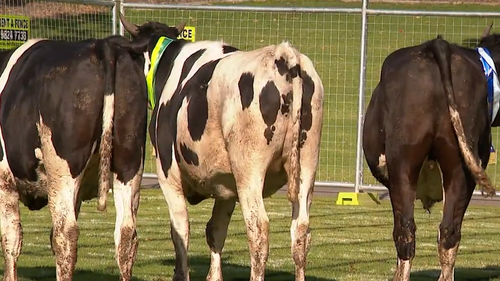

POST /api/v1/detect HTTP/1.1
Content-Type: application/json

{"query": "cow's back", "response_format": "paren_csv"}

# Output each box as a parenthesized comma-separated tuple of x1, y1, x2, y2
(0, 38, 145, 208)
(364, 39, 491, 208)
(168, 44, 296, 201)
(374, 43, 488, 144)
(1, 40, 102, 178)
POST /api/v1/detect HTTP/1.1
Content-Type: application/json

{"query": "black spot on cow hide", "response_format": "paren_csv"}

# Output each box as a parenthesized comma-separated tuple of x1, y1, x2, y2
(154, 49, 213, 177)
(238, 73, 254, 110)
(290, 64, 300, 79)
(223, 45, 239, 54)
(281, 91, 292, 115)
(149, 105, 160, 157)
(179, 49, 207, 86)
(275, 57, 288, 75)
(186, 59, 222, 141)
(300, 131, 308, 147)
(151, 40, 189, 108)
(174, 141, 181, 164)
(299, 70, 315, 148)
(275, 57, 292, 82)
(156, 103, 177, 177)
(180, 142, 199, 166)
(259, 81, 281, 145)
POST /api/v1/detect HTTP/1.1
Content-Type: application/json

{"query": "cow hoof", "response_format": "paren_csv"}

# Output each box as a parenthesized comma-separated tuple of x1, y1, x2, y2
(172, 271, 189, 281)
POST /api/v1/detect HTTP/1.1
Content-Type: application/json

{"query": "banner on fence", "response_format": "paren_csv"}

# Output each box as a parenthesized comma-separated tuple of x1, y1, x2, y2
(0, 15, 30, 50)
(178, 26, 195, 42)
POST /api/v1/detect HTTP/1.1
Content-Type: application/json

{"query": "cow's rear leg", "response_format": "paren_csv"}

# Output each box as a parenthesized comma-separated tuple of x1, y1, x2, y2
(50, 199, 83, 256)
(389, 173, 417, 281)
(0, 174, 22, 281)
(205, 198, 236, 281)
(387, 149, 428, 281)
(48, 178, 80, 281)
(233, 170, 269, 281)
(288, 122, 322, 280)
(112, 168, 142, 281)
(289, 174, 313, 281)
(157, 159, 190, 281)
(435, 145, 477, 281)
(38, 120, 81, 281)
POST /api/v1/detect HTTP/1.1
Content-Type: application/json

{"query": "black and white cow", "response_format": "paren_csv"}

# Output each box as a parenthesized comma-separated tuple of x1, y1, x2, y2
(363, 25, 499, 280)
(119, 14, 324, 281)
(0, 35, 148, 281)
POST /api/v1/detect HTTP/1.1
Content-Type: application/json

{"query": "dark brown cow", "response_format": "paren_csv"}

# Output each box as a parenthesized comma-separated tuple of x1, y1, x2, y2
(363, 25, 498, 280)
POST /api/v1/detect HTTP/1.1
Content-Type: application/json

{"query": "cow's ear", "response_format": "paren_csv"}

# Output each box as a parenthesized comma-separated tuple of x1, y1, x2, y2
(482, 22, 493, 39)
(119, 13, 140, 37)
(119, 36, 150, 54)
(175, 22, 186, 34)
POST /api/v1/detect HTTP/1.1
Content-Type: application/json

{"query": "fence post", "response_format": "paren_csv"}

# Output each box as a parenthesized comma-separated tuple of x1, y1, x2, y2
(112, 0, 118, 35)
(112, 0, 124, 35)
(119, 0, 124, 36)
(354, 0, 369, 193)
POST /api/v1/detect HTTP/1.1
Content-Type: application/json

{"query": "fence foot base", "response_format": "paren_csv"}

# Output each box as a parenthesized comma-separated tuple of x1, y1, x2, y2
(335, 192, 381, 206)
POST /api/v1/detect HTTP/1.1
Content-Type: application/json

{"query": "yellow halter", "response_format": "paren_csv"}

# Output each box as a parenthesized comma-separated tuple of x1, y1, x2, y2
(146, 36, 174, 109)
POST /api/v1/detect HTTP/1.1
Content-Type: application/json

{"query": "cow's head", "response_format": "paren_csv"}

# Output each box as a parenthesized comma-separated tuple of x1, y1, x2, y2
(119, 14, 187, 108)
(477, 23, 500, 68)
(119, 13, 185, 54)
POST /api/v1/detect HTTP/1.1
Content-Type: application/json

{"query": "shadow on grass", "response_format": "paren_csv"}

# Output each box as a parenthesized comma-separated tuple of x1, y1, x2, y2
(408, 266, 500, 281)
(0, 266, 147, 281)
(161, 256, 338, 281)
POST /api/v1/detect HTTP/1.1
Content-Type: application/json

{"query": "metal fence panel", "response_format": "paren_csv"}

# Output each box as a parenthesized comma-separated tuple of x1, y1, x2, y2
(3, 0, 500, 192)
(121, 5, 364, 183)
(362, 12, 500, 188)
(1, 0, 113, 45)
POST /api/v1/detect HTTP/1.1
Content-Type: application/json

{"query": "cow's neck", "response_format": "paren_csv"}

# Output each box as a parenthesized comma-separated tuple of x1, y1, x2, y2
(477, 46, 500, 126)
(145, 36, 175, 109)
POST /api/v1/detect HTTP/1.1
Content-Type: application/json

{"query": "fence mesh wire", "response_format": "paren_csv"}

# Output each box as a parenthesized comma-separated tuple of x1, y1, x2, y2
(1, 0, 112, 46)
(362, 15, 500, 186)
(2, 0, 500, 188)
(121, 7, 362, 181)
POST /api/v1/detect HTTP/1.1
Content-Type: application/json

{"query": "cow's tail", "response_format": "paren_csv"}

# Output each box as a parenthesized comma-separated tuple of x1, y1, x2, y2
(430, 36, 496, 196)
(97, 42, 117, 211)
(275, 42, 302, 203)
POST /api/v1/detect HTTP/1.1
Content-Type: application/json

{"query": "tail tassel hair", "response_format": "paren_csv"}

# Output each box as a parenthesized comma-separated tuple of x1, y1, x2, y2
(275, 42, 302, 203)
(97, 42, 117, 211)
(431, 35, 496, 197)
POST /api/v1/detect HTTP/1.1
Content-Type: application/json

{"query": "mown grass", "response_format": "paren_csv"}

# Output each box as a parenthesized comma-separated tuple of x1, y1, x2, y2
(14, 0, 500, 185)
(2, 188, 500, 280)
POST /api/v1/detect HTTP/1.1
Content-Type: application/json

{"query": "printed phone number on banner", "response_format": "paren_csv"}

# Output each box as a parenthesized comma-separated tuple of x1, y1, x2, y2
(0, 29, 28, 41)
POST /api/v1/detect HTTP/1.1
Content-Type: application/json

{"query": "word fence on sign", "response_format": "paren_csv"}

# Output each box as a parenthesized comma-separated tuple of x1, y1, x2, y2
(0, 15, 30, 50)
(177, 26, 195, 42)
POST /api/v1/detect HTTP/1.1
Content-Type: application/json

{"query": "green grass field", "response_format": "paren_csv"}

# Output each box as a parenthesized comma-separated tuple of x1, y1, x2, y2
(17, 0, 500, 185)
(2, 188, 500, 280)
